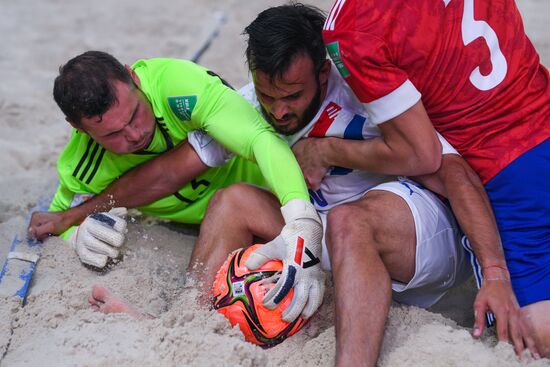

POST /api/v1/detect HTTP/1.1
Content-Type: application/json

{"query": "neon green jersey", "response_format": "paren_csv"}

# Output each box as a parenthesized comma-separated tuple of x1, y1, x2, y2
(50, 58, 308, 236)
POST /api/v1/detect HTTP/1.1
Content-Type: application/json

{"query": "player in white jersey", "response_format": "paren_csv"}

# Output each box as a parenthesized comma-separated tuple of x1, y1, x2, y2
(191, 55, 470, 298)
(189, 4, 508, 365)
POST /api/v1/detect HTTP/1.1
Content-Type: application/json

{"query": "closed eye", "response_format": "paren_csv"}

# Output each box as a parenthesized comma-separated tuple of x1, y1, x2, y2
(283, 92, 301, 101)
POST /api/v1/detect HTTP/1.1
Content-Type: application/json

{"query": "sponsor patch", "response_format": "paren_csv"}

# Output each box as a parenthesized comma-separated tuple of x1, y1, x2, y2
(326, 42, 350, 78)
(168, 95, 197, 121)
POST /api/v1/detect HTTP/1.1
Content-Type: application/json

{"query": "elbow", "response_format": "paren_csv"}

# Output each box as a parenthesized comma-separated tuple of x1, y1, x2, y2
(407, 145, 442, 175)
(422, 150, 442, 174)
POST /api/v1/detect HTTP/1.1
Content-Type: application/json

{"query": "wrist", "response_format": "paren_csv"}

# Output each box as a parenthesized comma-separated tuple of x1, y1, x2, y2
(281, 198, 320, 224)
(67, 205, 89, 226)
(318, 137, 335, 168)
(482, 264, 510, 281)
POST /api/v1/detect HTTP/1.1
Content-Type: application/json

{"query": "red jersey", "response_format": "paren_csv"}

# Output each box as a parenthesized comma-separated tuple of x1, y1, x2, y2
(323, 0, 550, 183)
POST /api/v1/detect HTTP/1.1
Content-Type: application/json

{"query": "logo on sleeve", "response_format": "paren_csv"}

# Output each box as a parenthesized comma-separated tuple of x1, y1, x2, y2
(326, 42, 350, 78)
(167, 95, 197, 121)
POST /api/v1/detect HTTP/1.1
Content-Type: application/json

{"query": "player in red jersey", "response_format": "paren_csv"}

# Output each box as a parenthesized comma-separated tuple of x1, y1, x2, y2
(321, 0, 550, 363)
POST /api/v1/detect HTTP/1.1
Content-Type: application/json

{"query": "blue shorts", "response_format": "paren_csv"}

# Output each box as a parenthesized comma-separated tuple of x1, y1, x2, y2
(485, 138, 550, 307)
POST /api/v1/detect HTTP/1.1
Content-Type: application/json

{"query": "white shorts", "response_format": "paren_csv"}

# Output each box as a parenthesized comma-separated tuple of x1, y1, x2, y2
(318, 177, 471, 308)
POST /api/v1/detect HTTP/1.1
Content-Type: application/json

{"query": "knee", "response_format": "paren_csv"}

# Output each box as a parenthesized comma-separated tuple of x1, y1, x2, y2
(326, 203, 360, 235)
(325, 203, 374, 260)
(208, 183, 254, 214)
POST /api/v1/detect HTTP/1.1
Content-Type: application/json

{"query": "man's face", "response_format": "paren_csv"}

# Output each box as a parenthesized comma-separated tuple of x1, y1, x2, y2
(253, 54, 329, 135)
(78, 80, 156, 154)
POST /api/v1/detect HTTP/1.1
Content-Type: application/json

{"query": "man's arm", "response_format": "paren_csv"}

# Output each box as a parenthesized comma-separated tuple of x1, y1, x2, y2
(293, 100, 527, 353)
(413, 155, 534, 355)
(292, 100, 442, 190)
(29, 140, 209, 239)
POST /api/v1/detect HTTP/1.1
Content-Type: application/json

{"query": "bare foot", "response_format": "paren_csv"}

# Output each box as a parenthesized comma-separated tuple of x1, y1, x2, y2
(88, 285, 151, 320)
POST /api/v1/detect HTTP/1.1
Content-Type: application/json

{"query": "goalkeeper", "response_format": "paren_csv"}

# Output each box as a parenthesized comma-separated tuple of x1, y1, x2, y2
(28, 51, 324, 322)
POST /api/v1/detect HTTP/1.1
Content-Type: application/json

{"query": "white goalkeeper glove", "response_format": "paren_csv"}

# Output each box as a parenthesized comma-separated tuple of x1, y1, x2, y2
(246, 198, 325, 322)
(67, 207, 128, 268)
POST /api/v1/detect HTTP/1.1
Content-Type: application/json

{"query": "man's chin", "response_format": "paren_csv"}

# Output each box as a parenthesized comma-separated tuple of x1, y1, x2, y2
(271, 121, 301, 136)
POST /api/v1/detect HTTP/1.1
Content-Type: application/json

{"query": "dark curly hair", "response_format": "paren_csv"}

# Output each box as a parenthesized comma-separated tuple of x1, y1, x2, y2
(243, 2, 327, 83)
(53, 51, 134, 126)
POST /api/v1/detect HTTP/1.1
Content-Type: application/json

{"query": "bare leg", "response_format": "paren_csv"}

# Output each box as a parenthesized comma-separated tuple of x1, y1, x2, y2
(88, 285, 151, 319)
(521, 300, 550, 358)
(187, 183, 285, 304)
(327, 190, 417, 367)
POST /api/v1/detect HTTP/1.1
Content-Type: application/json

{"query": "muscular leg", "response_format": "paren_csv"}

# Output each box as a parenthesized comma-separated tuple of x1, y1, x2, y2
(327, 190, 417, 367)
(187, 183, 284, 303)
(521, 301, 550, 358)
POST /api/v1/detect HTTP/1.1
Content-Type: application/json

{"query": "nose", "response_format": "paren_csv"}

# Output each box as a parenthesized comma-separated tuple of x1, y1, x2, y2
(271, 100, 290, 120)
(123, 126, 141, 142)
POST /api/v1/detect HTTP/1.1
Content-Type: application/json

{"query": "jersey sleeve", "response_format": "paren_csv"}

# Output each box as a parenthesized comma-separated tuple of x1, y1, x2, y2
(199, 87, 309, 204)
(324, 32, 421, 125)
(158, 60, 309, 204)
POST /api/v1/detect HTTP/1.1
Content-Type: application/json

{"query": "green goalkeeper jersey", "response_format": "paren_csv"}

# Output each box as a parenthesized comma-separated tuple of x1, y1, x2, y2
(50, 58, 308, 236)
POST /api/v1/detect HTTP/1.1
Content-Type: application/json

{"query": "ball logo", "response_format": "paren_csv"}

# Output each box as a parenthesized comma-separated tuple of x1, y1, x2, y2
(232, 280, 245, 297)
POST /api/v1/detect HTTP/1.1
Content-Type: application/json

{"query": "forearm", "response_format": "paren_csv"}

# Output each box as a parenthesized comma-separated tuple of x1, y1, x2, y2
(65, 141, 209, 226)
(253, 132, 309, 204)
(417, 156, 508, 274)
(316, 101, 442, 176)
(317, 137, 428, 176)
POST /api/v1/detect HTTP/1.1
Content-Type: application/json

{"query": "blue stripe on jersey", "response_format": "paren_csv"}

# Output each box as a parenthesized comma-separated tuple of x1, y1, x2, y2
(343, 114, 366, 140)
(329, 115, 367, 176)
(330, 166, 352, 175)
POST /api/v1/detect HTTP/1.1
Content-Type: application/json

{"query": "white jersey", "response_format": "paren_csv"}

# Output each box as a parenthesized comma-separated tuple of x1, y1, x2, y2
(190, 63, 458, 212)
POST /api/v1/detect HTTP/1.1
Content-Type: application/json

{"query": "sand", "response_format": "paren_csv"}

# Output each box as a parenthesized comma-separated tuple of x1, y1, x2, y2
(0, 0, 549, 366)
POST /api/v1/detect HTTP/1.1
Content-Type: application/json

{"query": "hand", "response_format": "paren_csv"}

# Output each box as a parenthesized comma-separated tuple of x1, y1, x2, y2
(68, 207, 128, 268)
(246, 199, 325, 322)
(473, 268, 539, 359)
(292, 138, 330, 191)
(29, 211, 76, 240)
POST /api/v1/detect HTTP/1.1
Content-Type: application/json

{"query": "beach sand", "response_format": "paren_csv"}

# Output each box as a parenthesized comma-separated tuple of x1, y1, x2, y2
(1, 1, 549, 366)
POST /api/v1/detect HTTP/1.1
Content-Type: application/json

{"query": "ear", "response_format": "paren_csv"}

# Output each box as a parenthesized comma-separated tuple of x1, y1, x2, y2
(125, 64, 141, 88)
(318, 59, 332, 84)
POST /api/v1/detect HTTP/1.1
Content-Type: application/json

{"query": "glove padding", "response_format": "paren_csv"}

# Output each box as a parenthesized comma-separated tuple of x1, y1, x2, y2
(246, 199, 325, 322)
(68, 207, 128, 268)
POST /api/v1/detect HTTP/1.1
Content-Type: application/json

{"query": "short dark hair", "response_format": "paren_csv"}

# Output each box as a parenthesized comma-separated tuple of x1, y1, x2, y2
(243, 2, 327, 82)
(53, 50, 134, 125)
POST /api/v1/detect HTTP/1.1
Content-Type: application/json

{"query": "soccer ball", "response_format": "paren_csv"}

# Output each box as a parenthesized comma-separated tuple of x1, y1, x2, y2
(212, 244, 307, 348)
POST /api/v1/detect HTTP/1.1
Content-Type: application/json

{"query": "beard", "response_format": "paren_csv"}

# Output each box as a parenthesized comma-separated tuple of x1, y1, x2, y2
(260, 83, 322, 136)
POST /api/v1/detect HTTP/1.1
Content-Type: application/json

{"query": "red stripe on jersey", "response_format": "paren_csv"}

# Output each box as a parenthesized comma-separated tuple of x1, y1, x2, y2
(308, 102, 342, 138)
(294, 237, 304, 265)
